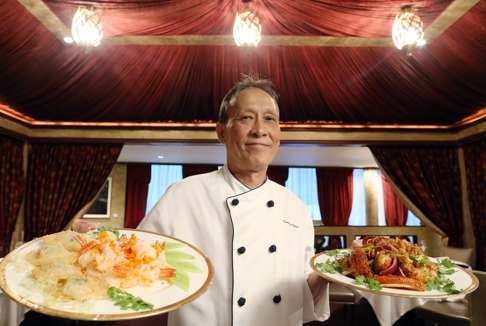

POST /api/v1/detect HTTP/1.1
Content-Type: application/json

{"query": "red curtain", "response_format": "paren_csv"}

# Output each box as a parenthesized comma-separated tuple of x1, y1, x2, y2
(381, 174, 408, 226)
(24, 143, 122, 241)
(182, 164, 218, 178)
(267, 166, 289, 186)
(316, 168, 353, 249)
(463, 140, 486, 271)
(370, 145, 464, 247)
(124, 164, 151, 229)
(0, 136, 24, 256)
(1, 1, 484, 126)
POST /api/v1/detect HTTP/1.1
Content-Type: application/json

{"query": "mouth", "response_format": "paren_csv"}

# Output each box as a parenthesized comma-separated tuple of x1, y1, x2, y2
(246, 143, 270, 147)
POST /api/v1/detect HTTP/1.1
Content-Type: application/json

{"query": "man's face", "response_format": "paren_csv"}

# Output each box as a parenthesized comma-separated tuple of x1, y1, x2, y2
(217, 87, 281, 173)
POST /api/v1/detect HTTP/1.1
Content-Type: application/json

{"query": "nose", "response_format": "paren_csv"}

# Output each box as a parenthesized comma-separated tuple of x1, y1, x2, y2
(250, 116, 267, 137)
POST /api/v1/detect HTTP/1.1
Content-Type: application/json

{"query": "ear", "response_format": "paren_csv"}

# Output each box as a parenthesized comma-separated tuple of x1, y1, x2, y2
(216, 122, 226, 144)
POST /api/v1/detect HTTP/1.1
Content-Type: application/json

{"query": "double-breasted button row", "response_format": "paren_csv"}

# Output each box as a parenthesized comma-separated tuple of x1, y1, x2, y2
(236, 296, 281, 307)
(230, 198, 275, 207)
(236, 245, 276, 255)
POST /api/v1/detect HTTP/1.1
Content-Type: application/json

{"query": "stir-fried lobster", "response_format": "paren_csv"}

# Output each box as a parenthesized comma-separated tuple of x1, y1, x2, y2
(339, 236, 438, 290)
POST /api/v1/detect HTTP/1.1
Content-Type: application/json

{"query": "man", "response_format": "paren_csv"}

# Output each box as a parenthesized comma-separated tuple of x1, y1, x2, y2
(139, 76, 329, 326)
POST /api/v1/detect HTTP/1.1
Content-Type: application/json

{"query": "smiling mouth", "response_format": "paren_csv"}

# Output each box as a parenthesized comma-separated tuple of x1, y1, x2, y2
(246, 143, 270, 147)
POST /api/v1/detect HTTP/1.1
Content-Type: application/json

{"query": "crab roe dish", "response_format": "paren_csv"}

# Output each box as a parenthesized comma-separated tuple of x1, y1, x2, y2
(25, 230, 176, 301)
(337, 236, 439, 290)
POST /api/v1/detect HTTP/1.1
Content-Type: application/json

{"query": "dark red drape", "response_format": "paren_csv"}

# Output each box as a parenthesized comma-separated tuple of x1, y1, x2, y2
(381, 174, 408, 226)
(182, 164, 219, 178)
(370, 145, 464, 247)
(0, 135, 24, 256)
(316, 168, 353, 249)
(267, 166, 289, 186)
(1, 1, 484, 126)
(124, 163, 151, 229)
(24, 143, 122, 241)
(463, 140, 486, 271)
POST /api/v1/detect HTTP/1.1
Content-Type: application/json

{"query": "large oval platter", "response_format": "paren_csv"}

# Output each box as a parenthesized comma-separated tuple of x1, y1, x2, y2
(0, 229, 213, 320)
(311, 249, 478, 299)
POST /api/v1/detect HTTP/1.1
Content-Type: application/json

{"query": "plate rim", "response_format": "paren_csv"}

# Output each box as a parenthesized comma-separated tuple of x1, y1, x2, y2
(0, 228, 214, 321)
(310, 249, 479, 299)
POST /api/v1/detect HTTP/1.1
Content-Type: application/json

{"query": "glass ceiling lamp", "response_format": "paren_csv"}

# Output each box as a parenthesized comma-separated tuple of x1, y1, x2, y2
(392, 6, 426, 55)
(70, 6, 103, 47)
(233, 0, 262, 47)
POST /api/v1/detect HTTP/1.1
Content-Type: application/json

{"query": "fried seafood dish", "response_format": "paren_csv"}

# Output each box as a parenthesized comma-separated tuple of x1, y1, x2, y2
(336, 236, 438, 291)
(25, 230, 176, 302)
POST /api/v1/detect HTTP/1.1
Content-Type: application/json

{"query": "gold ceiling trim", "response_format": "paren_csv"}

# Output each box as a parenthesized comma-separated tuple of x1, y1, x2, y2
(106, 35, 392, 47)
(17, 0, 476, 47)
(424, 0, 480, 41)
(1, 106, 484, 144)
(17, 0, 70, 40)
(1, 104, 484, 131)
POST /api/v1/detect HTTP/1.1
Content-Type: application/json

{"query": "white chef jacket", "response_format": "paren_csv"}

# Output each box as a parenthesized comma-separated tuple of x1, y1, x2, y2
(138, 165, 329, 326)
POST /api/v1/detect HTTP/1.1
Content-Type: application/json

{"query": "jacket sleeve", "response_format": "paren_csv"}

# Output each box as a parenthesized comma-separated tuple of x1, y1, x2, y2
(302, 208, 330, 322)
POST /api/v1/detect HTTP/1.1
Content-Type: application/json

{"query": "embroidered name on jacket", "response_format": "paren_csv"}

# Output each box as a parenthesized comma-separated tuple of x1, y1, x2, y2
(282, 219, 299, 228)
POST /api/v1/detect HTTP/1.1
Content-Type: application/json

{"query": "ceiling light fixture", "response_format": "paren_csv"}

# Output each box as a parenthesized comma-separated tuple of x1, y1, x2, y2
(233, 0, 261, 47)
(71, 6, 103, 47)
(392, 6, 426, 55)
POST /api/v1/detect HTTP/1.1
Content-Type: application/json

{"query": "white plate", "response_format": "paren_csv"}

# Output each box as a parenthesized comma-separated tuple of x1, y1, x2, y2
(311, 249, 478, 299)
(0, 229, 213, 320)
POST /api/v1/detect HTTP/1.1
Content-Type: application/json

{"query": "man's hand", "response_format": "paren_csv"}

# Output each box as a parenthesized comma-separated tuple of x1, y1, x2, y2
(307, 271, 328, 303)
(71, 220, 98, 233)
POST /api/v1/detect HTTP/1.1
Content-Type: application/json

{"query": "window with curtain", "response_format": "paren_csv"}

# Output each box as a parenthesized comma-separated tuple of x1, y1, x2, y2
(145, 164, 183, 214)
(345, 169, 422, 226)
(285, 167, 321, 221)
(348, 169, 366, 226)
(376, 169, 421, 226)
(144, 165, 421, 226)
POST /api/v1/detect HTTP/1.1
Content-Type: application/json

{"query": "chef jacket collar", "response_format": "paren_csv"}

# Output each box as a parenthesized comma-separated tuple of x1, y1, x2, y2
(222, 164, 269, 195)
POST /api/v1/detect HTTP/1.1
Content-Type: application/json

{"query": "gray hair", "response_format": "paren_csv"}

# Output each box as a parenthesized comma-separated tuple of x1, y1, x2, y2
(218, 75, 279, 124)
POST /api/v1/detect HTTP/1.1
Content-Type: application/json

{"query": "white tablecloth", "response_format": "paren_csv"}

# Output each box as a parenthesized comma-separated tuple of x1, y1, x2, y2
(353, 290, 427, 326)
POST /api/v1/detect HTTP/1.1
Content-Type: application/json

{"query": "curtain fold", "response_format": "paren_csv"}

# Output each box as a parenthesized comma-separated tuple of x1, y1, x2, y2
(316, 167, 353, 249)
(267, 166, 289, 186)
(24, 143, 122, 241)
(2, 1, 484, 125)
(124, 164, 151, 229)
(370, 145, 464, 247)
(463, 140, 486, 270)
(0, 136, 24, 256)
(182, 164, 218, 178)
(381, 174, 408, 226)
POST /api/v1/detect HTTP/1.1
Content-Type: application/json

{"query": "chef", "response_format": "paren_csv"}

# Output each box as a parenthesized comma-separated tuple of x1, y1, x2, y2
(138, 76, 330, 326)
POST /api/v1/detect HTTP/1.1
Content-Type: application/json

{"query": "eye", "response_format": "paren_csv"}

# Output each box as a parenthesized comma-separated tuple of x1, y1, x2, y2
(239, 115, 254, 121)
(264, 115, 277, 122)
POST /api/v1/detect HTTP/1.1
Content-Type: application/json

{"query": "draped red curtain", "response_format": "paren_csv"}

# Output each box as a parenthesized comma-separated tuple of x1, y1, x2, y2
(182, 164, 219, 178)
(124, 164, 151, 229)
(24, 143, 122, 241)
(381, 174, 408, 226)
(370, 145, 464, 247)
(463, 140, 486, 271)
(2, 1, 484, 126)
(0, 136, 24, 256)
(316, 168, 353, 249)
(267, 166, 289, 186)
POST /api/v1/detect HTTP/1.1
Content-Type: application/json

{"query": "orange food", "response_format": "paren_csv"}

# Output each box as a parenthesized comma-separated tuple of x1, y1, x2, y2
(374, 275, 425, 291)
(350, 247, 373, 277)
